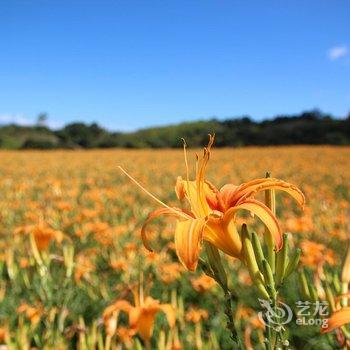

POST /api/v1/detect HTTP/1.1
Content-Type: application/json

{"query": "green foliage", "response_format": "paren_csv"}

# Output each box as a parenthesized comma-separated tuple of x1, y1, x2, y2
(0, 110, 349, 149)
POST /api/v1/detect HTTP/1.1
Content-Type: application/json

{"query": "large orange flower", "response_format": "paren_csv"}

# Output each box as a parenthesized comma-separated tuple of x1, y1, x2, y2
(120, 135, 304, 271)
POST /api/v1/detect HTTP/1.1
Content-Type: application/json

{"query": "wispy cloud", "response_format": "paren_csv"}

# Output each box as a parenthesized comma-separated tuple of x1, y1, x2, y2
(0, 114, 66, 129)
(0, 114, 33, 126)
(328, 45, 349, 60)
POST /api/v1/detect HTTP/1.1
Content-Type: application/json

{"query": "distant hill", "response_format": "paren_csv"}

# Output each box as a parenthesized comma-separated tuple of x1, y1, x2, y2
(0, 110, 349, 149)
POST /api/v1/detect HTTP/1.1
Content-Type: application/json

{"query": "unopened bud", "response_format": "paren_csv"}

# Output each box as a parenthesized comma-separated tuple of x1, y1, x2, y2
(262, 259, 276, 298)
(284, 248, 301, 279)
(251, 231, 265, 272)
(276, 233, 289, 287)
(204, 242, 228, 291)
(324, 282, 335, 312)
(242, 224, 269, 299)
(299, 269, 311, 300)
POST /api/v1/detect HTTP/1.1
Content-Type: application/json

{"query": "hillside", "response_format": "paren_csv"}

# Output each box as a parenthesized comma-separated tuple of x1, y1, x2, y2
(0, 110, 349, 149)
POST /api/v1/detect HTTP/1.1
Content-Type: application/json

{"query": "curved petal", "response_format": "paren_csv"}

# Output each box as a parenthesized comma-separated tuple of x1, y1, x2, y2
(136, 309, 157, 341)
(129, 307, 141, 330)
(222, 178, 305, 209)
(113, 300, 133, 313)
(321, 307, 350, 334)
(203, 215, 242, 259)
(103, 300, 133, 323)
(224, 199, 282, 251)
(175, 176, 186, 200)
(220, 184, 239, 208)
(141, 208, 191, 252)
(159, 304, 176, 328)
(205, 180, 225, 211)
(175, 218, 206, 271)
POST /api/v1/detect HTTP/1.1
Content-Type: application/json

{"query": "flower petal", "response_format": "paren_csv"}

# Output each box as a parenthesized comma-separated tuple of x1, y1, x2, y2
(224, 199, 282, 251)
(203, 215, 242, 259)
(159, 304, 176, 328)
(136, 308, 157, 341)
(174, 218, 206, 271)
(204, 180, 225, 211)
(141, 208, 191, 252)
(321, 307, 350, 334)
(222, 178, 305, 209)
(175, 176, 186, 200)
(176, 177, 223, 213)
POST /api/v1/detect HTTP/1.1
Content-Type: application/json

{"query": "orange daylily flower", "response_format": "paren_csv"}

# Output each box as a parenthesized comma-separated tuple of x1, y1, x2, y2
(300, 240, 336, 269)
(0, 327, 8, 343)
(17, 303, 42, 325)
(103, 288, 175, 342)
(158, 262, 185, 284)
(74, 253, 95, 282)
(321, 307, 350, 334)
(119, 135, 305, 271)
(32, 224, 64, 251)
(185, 308, 208, 323)
(191, 274, 216, 292)
(15, 223, 64, 251)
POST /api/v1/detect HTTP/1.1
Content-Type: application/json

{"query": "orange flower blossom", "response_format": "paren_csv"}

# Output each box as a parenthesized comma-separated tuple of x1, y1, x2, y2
(103, 286, 175, 342)
(119, 135, 305, 271)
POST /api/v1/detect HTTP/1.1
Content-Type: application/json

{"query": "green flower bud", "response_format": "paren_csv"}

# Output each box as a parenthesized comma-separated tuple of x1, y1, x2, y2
(242, 224, 269, 299)
(276, 233, 288, 287)
(299, 269, 311, 300)
(251, 231, 265, 272)
(284, 248, 301, 279)
(262, 259, 277, 299)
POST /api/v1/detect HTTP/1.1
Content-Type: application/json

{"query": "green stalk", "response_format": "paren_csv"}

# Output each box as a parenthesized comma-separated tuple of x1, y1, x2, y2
(264, 172, 276, 274)
(203, 242, 243, 349)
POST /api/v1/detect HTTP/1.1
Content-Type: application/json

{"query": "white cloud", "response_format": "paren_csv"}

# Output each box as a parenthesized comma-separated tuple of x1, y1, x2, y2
(0, 114, 66, 130)
(328, 45, 349, 60)
(0, 114, 33, 126)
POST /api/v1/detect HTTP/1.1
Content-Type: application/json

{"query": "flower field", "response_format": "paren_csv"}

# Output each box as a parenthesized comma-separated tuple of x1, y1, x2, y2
(0, 145, 349, 349)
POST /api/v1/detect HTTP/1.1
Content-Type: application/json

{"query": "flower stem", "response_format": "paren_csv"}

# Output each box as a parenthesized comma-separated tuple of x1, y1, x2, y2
(223, 289, 243, 350)
(201, 243, 243, 349)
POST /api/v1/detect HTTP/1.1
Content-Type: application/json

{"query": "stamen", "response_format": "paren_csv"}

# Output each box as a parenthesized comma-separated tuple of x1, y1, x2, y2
(181, 138, 190, 184)
(118, 166, 190, 220)
(139, 273, 144, 306)
(195, 135, 215, 216)
(132, 285, 140, 308)
(181, 138, 196, 213)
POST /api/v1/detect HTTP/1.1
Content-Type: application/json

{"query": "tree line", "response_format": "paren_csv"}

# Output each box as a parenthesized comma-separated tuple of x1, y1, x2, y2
(0, 110, 349, 149)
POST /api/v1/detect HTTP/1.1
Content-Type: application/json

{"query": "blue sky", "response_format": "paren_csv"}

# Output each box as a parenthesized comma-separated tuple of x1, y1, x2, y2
(0, 1, 349, 131)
